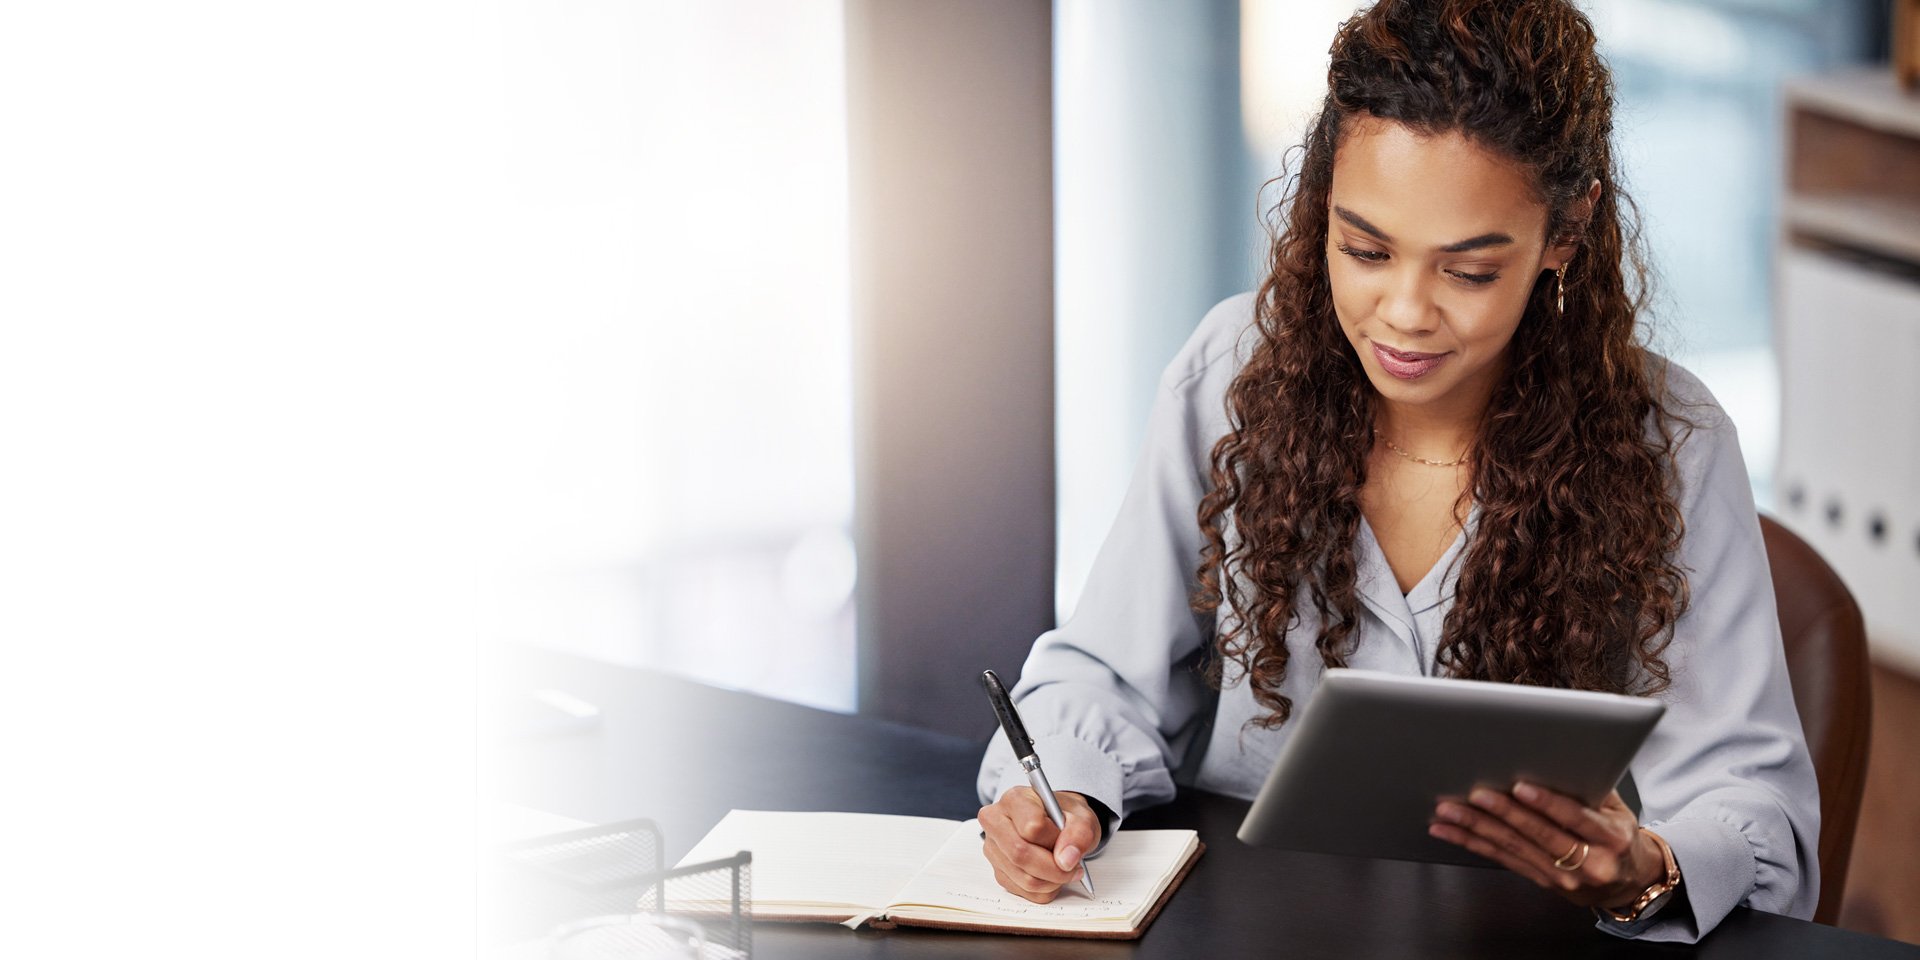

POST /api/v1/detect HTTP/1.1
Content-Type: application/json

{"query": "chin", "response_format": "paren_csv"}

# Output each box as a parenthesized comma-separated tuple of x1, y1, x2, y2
(1361, 363, 1451, 400)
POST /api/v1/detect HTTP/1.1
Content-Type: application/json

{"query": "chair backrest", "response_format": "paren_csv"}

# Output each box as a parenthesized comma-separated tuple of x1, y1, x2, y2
(1757, 514, 1873, 926)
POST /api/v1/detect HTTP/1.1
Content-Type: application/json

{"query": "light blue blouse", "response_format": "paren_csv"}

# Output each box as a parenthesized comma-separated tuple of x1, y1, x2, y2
(976, 292, 1821, 943)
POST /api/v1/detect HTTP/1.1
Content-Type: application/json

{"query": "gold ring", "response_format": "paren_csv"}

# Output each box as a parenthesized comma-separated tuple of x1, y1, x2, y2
(1553, 840, 1589, 871)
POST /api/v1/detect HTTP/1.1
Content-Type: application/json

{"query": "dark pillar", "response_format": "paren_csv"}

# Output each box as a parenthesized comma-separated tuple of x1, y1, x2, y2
(845, 0, 1055, 738)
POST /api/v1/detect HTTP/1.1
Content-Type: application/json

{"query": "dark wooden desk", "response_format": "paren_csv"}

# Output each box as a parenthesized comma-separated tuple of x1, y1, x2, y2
(492, 647, 1918, 959)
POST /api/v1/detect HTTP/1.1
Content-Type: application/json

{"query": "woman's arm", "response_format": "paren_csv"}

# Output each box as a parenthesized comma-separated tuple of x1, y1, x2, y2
(1594, 371, 1822, 942)
(975, 294, 1251, 840)
(1425, 369, 1820, 940)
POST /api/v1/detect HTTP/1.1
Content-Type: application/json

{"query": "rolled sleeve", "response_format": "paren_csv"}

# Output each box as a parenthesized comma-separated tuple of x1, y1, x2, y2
(1596, 818, 1752, 940)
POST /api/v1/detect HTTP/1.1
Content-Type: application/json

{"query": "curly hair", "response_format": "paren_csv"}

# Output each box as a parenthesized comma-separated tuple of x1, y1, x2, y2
(1192, 0, 1691, 728)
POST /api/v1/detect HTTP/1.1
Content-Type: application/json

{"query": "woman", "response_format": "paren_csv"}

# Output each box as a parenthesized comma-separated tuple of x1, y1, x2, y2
(975, 0, 1819, 943)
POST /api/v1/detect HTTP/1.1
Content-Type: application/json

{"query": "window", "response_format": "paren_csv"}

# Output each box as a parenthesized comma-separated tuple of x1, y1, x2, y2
(490, 0, 856, 712)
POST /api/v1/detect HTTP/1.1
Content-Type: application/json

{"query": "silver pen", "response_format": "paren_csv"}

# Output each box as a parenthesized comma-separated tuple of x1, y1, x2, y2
(981, 669, 1096, 897)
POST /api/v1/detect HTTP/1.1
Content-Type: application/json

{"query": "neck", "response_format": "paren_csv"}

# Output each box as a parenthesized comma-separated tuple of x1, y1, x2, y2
(1375, 402, 1476, 459)
(1374, 369, 1501, 463)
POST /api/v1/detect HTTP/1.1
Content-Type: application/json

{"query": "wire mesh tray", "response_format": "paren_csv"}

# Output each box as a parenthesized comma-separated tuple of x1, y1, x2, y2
(501, 818, 751, 958)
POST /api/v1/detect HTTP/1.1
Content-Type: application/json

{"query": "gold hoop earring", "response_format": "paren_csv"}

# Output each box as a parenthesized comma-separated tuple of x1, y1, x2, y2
(1555, 267, 1566, 314)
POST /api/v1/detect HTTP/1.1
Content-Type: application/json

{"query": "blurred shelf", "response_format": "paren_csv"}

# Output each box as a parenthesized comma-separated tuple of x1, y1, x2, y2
(1784, 67, 1920, 141)
(1784, 66, 1920, 275)
(1776, 66, 1920, 672)
(1783, 193, 1920, 266)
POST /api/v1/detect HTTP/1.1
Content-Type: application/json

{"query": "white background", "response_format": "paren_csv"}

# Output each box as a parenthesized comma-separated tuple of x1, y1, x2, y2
(4, 3, 496, 954)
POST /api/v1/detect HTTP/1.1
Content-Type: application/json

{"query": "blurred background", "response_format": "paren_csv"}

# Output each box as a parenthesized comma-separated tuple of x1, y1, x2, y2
(488, 0, 1887, 712)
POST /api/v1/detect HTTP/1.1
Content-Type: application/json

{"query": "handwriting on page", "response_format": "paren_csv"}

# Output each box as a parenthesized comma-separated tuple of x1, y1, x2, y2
(934, 889, 1131, 915)
(887, 820, 1187, 922)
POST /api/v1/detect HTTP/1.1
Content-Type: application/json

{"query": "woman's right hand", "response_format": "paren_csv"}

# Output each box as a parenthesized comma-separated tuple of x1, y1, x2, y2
(978, 786, 1102, 903)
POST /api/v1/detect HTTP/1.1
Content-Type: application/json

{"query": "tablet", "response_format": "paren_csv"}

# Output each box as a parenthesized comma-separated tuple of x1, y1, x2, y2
(1236, 668, 1664, 867)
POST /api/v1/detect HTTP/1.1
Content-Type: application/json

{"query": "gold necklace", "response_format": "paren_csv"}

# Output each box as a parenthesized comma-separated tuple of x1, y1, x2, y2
(1374, 429, 1469, 468)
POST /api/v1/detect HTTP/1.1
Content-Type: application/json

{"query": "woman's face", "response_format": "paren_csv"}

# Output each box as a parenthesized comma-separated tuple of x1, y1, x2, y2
(1325, 116, 1572, 421)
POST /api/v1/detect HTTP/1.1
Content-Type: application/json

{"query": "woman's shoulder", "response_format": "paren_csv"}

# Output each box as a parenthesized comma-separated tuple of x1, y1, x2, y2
(1643, 352, 1739, 450)
(1160, 290, 1262, 398)
(1642, 352, 1750, 507)
(1645, 353, 1733, 433)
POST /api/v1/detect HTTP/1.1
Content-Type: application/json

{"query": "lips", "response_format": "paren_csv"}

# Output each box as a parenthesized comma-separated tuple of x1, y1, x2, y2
(1370, 341, 1448, 380)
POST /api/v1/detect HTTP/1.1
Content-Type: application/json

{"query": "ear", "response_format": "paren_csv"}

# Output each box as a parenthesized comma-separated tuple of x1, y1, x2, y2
(1542, 178, 1602, 272)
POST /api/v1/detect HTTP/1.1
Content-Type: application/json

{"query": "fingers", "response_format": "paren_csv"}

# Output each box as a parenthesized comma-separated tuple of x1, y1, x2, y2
(978, 787, 1088, 902)
(983, 842, 1060, 902)
(1430, 784, 1646, 905)
(1433, 794, 1577, 891)
(1512, 782, 1636, 850)
(1471, 789, 1590, 869)
(1428, 819, 1564, 891)
(1051, 791, 1101, 872)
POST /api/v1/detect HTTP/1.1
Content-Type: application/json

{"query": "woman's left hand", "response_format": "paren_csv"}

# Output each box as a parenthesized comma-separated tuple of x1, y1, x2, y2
(1428, 782, 1662, 912)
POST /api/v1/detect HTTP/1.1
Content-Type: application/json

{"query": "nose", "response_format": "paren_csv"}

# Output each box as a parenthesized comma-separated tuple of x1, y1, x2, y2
(1375, 267, 1439, 337)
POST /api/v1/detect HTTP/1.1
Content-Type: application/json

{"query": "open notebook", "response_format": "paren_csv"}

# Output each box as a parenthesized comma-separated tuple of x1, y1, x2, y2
(666, 809, 1203, 940)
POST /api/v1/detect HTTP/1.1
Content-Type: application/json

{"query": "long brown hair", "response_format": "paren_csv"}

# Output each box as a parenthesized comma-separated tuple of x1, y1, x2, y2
(1193, 0, 1690, 728)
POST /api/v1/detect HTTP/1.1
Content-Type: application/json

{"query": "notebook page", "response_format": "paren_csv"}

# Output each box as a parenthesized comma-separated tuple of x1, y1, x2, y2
(670, 810, 962, 914)
(885, 820, 1198, 930)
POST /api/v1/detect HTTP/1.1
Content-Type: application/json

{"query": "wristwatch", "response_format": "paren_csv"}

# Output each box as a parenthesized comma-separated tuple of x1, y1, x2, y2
(1602, 828, 1681, 924)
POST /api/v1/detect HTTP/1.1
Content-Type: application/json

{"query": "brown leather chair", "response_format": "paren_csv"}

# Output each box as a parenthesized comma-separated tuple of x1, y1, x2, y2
(1758, 514, 1872, 926)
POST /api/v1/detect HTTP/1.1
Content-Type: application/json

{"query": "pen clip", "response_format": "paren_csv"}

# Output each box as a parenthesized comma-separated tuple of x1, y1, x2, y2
(981, 669, 1035, 762)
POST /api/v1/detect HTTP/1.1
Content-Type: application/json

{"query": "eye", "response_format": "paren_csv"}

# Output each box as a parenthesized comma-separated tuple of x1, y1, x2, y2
(1338, 241, 1500, 286)
(1336, 243, 1387, 264)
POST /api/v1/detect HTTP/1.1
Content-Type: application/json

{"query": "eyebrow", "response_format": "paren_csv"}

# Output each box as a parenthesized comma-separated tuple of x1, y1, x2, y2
(1332, 205, 1515, 253)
